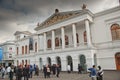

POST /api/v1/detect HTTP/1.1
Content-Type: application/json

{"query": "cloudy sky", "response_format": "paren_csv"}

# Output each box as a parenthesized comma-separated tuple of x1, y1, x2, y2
(0, 0, 119, 43)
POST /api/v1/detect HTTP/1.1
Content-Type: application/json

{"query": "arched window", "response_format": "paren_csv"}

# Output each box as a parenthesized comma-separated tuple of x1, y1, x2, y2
(76, 33, 79, 43)
(55, 37, 59, 47)
(35, 42, 37, 52)
(17, 47, 19, 55)
(22, 46, 24, 55)
(25, 45, 27, 54)
(111, 24, 120, 40)
(65, 35, 69, 45)
(47, 39, 51, 48)
(60, 38, 62, 46)
(84, 31, 87, 43)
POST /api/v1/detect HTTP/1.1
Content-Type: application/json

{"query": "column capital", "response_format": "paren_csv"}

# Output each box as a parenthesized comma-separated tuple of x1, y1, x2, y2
(61, 26, 65, 28)
(71, 23, 77, 26)
(84, 19, 89, 22)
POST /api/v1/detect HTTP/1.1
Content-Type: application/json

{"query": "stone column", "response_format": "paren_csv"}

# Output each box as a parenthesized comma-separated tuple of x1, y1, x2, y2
(52, 30, 55, 50)
(72, 23, 77, 47)
(61, 27, 65, 49)
(85, 19, 92, 46)
(43, 32, 47, 51)
(37, 34, 40, 52)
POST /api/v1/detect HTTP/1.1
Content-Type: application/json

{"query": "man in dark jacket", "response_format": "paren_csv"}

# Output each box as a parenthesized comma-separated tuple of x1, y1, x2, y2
(56, 64, 60, 78)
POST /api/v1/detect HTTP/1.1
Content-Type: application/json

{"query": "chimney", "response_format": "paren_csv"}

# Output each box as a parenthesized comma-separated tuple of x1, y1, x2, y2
(55, 9, 59, 13)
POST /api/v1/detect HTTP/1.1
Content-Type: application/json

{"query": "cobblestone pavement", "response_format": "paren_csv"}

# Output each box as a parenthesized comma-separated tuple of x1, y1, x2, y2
(1, 71, 120, 80)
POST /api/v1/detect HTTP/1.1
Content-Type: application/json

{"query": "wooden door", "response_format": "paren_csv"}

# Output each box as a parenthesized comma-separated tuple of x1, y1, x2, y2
(115, 53, 120, 70)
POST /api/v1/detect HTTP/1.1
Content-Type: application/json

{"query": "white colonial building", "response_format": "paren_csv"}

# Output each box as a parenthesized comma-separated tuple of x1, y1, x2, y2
(0, 41, 16, 66)
(14, 5, 120, 71)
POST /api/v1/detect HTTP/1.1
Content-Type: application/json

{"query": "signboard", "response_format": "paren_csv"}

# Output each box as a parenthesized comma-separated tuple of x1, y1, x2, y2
(0, 48, 3, 61)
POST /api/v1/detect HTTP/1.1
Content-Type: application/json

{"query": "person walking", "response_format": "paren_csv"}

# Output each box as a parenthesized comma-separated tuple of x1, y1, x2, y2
(43, 65, 47, 78)
(23, 65, 29, 80)
(56, 64, 60, 78)
(97, 66, 103, 80)
(9, 65, 14, 80)
(46, 65, 51, 78)
(88, 65, 97, 80)
(67, 65, 71, 73)
(1, 66, 6, 79)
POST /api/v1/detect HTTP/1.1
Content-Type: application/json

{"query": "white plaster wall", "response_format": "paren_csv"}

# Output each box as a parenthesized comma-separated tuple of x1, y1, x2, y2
(97, 48, 120, 70)
(91, 9, 120, 43)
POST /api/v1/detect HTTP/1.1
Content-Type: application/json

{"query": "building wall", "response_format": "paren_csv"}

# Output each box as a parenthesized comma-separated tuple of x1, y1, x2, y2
(91, 7, 120, 43)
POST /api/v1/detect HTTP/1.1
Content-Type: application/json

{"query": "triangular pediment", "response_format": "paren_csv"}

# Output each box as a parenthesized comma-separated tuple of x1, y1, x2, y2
(35, 9, 90, 30)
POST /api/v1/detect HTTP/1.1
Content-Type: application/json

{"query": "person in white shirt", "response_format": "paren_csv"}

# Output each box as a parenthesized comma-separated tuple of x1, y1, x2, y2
(67, 65, 71, 73)
(7, 66, 11, 78)
(1, 66, 6, 79)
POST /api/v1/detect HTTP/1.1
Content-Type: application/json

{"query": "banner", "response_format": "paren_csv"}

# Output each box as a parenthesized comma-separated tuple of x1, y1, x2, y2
(0, 48, 3, 61)
(29, 37, 33, 50)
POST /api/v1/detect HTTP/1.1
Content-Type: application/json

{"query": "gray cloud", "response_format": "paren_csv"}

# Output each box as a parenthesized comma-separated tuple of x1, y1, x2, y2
(0, 0, 119, 43)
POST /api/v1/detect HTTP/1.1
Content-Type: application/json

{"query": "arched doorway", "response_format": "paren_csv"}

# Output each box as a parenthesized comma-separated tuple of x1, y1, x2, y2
(39, 58, 43, 70)
(67, 56, 73, 71)
(115, 52, 120, 70)
(56, 56, 61, 70)
(79, 55, 87, 72)
(47, 57, 51, 66)
(25, 60, 27, 65)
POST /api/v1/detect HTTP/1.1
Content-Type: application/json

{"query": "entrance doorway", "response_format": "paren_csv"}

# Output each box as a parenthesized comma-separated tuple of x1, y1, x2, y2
(67, 56, 73, 71)
(115, 52, 120, 70)
(79, 55, 87, 72)
(47, 57, 51, 66)
(56, 56, 61, 70)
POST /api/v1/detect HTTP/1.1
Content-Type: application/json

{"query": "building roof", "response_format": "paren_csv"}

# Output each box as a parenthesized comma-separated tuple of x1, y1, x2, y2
(35, 9, 93, 31)
(14, 31, 32, 35)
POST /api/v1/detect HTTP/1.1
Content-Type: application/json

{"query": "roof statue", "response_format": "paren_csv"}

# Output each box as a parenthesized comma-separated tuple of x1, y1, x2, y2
(55, 9, 59, 13)
(82, 4, 87, 10)
(37, 22, 40, 27)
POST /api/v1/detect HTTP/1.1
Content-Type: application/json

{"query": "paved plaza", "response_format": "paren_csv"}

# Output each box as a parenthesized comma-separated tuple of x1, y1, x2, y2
(1, 71, 120, 80)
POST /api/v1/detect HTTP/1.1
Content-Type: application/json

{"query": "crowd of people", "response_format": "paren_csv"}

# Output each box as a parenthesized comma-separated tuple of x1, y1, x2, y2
(0, 64, 103, 80)
(0, 64, 61, 80)
(0, 64, 39, 80)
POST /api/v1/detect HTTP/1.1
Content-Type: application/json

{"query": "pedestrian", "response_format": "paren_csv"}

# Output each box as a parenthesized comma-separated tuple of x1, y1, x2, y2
(1, 66, 6, 79)
(43, 65, 47, 78)
(35, 65, 39, 76)
(97, 66, 103, 80)
(78, 64, 82, 74)
(67, 65, 71, 73)
(7, 66, 11, 78)
(9, 65, 14, 80)
(23, 65, 29, 80)
(46, 65, 51, 78)
(88, 65, 97, 80)
(52, 64, 56, 75)
(29, 65, 33, 78)
(16, 65, 23, 80)
(56, 64, 60, 78)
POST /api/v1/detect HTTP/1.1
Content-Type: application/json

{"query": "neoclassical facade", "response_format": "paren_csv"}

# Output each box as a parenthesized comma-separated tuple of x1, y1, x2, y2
(14, 6, 120, 71)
